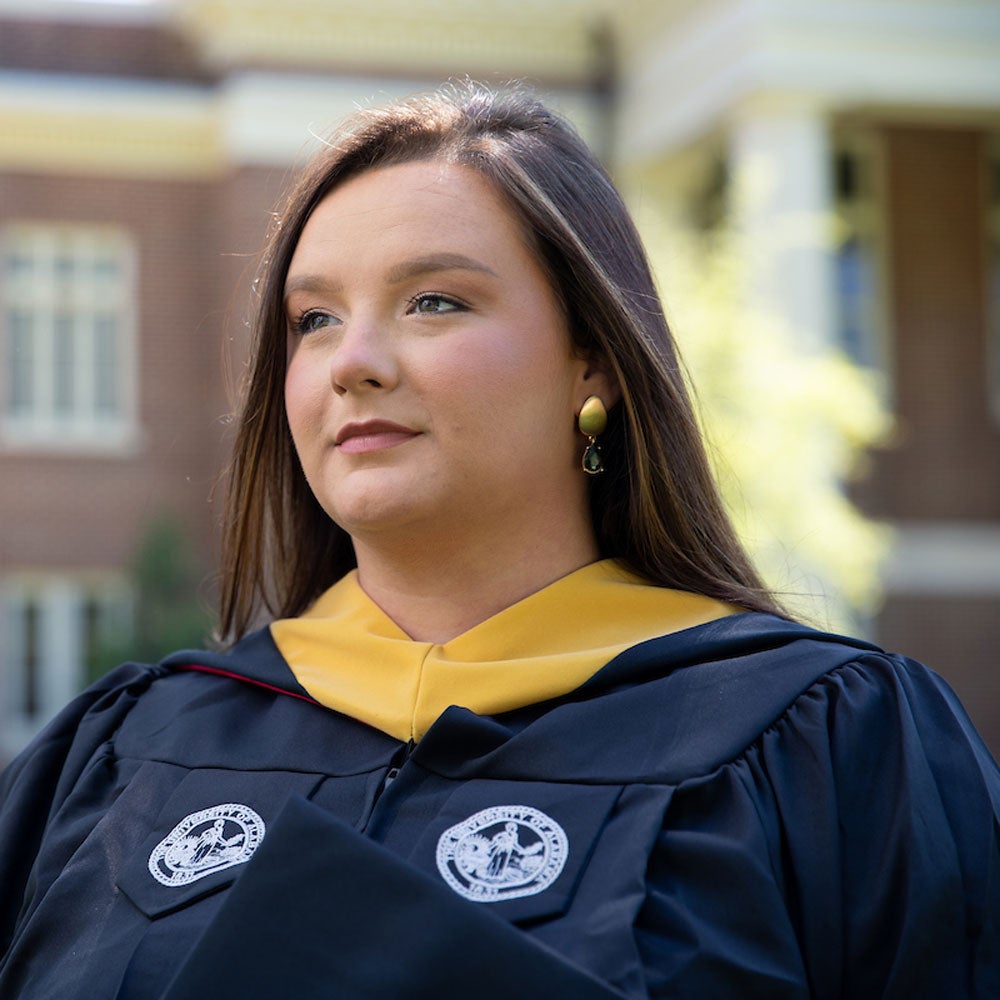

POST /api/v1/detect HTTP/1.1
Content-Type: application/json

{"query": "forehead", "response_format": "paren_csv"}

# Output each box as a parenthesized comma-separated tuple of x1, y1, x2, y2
(287, 160, 534, 272)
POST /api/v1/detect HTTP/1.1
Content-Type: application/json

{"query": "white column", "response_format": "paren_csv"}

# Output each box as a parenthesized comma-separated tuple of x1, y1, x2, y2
(42, 579, 83, 715)
(0, 586, 18, 760)
(727, 102, 836, 351)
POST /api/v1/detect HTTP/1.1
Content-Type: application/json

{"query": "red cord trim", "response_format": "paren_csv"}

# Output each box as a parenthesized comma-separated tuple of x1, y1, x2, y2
(174, 662, 320, 705)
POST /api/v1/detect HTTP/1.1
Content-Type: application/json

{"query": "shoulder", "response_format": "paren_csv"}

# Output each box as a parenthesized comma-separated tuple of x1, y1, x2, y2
(2, 660, 166, 787)
(757, 645, 1000, 836)
(562, 612, 997, 790)
(1, 626, 291, 798)
(633, 619, 1000, 996)
(734, 623, 999, 797)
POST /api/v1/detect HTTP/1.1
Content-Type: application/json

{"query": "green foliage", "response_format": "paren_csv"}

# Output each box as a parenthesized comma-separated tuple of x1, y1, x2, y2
(639, 225, 891, 631)
(86, 517, 214, 683)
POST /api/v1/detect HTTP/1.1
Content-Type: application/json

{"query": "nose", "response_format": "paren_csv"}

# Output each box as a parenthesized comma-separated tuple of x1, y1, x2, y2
(327, 319, 398, 395)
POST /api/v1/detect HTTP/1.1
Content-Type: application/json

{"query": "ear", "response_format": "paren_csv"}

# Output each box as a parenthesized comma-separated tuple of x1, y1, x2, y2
(577, 354, 622, 410)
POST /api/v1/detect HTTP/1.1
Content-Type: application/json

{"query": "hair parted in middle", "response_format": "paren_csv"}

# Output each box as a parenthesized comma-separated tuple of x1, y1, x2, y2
(219, 81, 782, 641)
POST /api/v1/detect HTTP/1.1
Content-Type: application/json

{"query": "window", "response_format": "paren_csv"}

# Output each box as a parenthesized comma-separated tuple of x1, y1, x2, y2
(1, 224, 137, 449)
(0, 574, 132, 761)
(989, 136, 1000, 421)
(832, 130, 889, 378)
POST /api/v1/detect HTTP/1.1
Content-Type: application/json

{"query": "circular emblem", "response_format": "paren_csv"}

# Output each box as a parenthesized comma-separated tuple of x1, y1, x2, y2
(148, 803, 265, 887)
(435, 804, 568, 903)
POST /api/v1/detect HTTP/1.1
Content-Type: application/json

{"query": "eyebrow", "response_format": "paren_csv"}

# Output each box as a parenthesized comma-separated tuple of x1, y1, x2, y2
(385, 253, 498, 284)
(283, 252, 498, 301)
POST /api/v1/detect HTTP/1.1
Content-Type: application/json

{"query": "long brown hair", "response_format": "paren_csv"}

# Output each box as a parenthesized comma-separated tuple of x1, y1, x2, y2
(219, 82, 783, 641)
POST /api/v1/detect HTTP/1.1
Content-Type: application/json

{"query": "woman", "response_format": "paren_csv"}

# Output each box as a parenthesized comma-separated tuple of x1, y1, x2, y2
(1, 84, 997, 999)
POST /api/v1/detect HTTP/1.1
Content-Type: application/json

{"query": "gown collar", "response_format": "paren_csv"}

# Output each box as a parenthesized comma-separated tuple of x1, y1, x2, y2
(269, 559, 735, 742)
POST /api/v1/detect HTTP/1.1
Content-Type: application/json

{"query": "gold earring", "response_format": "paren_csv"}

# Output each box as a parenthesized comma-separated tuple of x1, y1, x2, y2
(578, 395, 607, 475)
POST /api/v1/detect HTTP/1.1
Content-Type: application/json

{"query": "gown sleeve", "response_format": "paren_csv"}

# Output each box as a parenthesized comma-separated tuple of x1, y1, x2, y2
(636, 651, 1000, 999)
(0, 662, 159, 959)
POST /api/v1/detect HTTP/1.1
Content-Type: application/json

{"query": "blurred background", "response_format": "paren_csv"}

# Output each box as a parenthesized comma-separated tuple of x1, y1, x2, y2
(1, 0, 998, 761)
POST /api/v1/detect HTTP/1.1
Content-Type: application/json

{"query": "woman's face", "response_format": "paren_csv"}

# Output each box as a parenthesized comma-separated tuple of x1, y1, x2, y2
(283, 159, 611, 554)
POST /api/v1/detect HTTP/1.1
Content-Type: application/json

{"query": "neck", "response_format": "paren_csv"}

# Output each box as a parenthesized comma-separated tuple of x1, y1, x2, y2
(351, 527, 601, 644)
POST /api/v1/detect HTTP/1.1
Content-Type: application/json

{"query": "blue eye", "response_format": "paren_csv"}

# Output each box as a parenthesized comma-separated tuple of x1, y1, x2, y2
(292, 310, 338, 335)
(408, 294, 463, 314)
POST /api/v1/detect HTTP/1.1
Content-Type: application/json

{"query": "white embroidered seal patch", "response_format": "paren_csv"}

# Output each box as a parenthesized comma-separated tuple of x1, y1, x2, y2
(435, 804, 568, 902)
(148, 803, 265, 887)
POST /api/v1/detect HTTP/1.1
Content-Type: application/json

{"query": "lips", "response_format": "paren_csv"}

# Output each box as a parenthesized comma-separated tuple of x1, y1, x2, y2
(334, 420, 420, 455)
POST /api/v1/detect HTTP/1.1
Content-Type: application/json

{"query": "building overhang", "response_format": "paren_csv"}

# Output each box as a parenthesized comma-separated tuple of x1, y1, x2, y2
(614, 0, 1000, 165)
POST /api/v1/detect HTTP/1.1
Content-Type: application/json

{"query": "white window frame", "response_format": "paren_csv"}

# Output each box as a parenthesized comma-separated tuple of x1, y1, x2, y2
(0, 223, 139, 453)
(0, 573, 132, 761)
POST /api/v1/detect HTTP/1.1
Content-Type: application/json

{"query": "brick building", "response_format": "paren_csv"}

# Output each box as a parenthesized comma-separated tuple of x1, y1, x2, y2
(1, 0, 998, 759)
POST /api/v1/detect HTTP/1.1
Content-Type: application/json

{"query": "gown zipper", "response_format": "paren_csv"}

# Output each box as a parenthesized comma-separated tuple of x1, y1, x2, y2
(378, 739, 416, 799)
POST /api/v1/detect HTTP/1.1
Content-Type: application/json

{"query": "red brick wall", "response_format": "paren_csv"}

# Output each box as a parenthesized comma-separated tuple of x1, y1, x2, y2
(0, 161, 294, 591)
(207, 165, 300, 562)
(877, 594, 1000, 758)
(0, 17, 211, 82)
(853, 125, 1000, 760)
(863, 126, 1000, 519)
(1, 171, 222, 573)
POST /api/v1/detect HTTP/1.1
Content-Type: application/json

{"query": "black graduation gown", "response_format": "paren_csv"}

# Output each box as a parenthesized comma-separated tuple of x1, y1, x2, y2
(0, 613, 997, 998)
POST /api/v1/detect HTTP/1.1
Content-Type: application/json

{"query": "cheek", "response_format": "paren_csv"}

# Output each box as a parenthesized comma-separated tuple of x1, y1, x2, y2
(419, 348, 517, 433)
(284, 358, 325, 443)
(427, 342, 575, 450)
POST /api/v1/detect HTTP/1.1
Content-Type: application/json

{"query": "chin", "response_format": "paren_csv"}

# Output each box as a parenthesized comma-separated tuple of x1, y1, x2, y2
(323, 494, 434, 538)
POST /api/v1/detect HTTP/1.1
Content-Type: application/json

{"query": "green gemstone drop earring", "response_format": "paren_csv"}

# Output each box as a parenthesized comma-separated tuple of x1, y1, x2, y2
(578, 395, 607, 475)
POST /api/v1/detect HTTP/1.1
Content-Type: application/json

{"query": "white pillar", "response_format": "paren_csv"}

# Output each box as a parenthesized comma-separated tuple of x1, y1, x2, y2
(727, 102, 836, 351)
(0, 585, 16, 760)
(42, 579, 83, 714)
